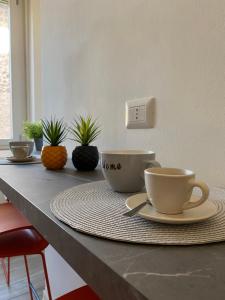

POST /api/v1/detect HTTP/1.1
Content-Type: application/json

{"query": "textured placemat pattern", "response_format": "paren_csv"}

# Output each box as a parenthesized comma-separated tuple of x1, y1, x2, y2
(50, 181, 225, 245)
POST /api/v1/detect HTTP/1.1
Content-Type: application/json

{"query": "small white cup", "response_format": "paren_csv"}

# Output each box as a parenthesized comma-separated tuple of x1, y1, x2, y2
(9, 141, 34, 156)
(144, 167, 209, 214)
(10, 145, 30, 159)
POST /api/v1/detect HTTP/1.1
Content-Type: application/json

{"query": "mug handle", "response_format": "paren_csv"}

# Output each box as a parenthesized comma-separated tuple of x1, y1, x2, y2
(183, 180, 209, 210)
(141, 160, 161, 180)
(145, 160, 161, 168)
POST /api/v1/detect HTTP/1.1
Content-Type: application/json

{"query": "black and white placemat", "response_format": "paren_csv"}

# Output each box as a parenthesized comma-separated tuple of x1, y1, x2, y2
(50, 180, 225, 245)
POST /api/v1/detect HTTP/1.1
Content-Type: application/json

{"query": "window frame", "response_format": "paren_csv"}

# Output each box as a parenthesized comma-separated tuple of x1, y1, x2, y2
(0, 0, 27, 148)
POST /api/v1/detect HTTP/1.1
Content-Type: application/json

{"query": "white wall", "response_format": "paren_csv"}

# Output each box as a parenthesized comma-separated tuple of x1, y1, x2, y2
(39, 0, 225, 187)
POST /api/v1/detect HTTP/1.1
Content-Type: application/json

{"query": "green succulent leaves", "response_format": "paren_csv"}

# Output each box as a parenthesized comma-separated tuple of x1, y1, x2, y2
(23, 121, 43, 139)
(41, 116, 100, 147)
(42, 118, 67, 146)
(70, 116, 101, 146)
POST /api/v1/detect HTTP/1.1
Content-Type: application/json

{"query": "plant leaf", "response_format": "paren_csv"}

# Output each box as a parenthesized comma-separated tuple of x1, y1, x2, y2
(69, 115, 101, 146)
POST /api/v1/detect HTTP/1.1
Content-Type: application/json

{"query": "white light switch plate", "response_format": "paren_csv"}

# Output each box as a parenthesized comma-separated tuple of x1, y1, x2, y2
(125, 97, 154, 129)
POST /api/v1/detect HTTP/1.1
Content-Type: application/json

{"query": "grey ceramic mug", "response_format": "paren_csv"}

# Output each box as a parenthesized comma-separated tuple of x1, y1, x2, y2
(100, 150, 161, 192)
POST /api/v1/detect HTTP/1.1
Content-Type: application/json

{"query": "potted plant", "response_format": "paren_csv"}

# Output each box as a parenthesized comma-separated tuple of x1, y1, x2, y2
(41, 117, 68, 170)
(70, 116, 101, 171)
(23, 121, 43, 151)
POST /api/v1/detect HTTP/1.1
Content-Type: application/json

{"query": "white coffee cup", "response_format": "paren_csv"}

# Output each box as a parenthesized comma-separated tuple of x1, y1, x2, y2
(100, 150, 160, 192)
(9, 141, 34, 156)
(144, 167, 209, 214)
(10, 145, 30, 159)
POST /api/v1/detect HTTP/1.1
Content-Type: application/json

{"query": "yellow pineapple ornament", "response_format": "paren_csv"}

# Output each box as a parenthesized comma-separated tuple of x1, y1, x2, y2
(41, 118, 68, 170)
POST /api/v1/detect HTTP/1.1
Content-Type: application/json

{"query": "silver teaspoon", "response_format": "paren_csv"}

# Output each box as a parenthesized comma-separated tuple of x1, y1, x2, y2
(123, 198, 152, 217)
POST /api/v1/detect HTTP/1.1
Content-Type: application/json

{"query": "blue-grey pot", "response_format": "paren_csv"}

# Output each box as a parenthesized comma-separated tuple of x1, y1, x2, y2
(34, 137, 43, 152)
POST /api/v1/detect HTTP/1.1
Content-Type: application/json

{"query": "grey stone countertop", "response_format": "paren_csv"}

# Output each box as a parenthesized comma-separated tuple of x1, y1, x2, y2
(0, 161, 225, 300)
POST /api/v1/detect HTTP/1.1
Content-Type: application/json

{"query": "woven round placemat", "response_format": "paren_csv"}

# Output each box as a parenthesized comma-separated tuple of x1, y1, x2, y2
(50, 180, 225, 245)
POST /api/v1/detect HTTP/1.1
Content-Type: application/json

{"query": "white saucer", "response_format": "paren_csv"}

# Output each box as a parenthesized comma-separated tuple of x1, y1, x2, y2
(126, 193, 218, 224)
(6, 156, 35, 163)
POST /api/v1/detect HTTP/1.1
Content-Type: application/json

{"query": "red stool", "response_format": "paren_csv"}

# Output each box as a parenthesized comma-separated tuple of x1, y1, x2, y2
(56, 285, 100, 300)
(0, 202, 52, 300)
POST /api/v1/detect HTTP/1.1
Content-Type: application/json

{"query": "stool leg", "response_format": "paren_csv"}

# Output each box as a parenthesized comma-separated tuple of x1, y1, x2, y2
(1, 257, 10, 286)
(7, 257, 10, 285)
(40, 252, 52, 300)
(24, 255, 34, 300)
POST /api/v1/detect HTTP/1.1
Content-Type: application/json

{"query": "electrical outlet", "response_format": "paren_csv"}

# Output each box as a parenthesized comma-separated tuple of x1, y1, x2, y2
(125, 97, 154, 129)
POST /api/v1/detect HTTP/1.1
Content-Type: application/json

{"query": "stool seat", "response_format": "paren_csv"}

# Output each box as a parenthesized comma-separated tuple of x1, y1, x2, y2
(0, 228, 48, 257)
(56, 286, 100, 300)
(0, 202, 98, 300)
(0, 203, 31, 234)
(0, 202, 52, 299)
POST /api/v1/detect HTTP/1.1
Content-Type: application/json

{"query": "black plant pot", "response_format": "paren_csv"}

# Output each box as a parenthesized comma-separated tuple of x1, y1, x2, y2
(72, 146, 99, 171)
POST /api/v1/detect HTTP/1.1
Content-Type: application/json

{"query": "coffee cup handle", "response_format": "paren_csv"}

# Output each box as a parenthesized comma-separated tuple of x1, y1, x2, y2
(184, 180, 209, 210)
